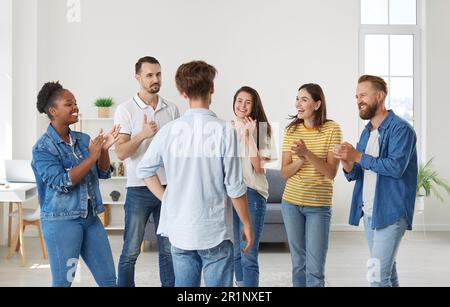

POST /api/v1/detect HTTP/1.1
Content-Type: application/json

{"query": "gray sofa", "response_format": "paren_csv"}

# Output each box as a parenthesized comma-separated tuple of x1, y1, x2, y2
(260, 168, 288, 243)
(143, 168, 288, 246)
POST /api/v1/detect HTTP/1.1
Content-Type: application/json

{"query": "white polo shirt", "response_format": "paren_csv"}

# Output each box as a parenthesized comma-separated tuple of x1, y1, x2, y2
(114, 94, 180, 187)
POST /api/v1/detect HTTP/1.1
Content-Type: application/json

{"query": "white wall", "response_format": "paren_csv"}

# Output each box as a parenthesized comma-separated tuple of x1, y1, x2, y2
(424, 0, 450, 230)
(0, 0, 13, 244)
(2, 1, 40, 242)
(33, 0, 360, 229)
(0, 0, 13, 178)
(9, 0, 450, 230)
(12, 0, 38, 160)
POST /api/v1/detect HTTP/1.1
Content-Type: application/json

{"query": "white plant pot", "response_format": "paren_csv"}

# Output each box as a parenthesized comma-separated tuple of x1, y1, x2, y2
(416, 196, 425, 212)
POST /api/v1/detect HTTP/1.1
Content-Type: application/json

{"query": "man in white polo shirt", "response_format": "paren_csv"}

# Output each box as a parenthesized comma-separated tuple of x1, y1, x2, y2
(114, 56, 179, 287)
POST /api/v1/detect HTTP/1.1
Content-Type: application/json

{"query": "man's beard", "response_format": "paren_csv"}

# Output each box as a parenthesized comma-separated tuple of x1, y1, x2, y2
(359, 103, 378, 120)
(148, 84, 160, 94)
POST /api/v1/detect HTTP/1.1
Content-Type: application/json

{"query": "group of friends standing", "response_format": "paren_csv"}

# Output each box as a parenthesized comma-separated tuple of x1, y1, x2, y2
(31, 56, 418, 288)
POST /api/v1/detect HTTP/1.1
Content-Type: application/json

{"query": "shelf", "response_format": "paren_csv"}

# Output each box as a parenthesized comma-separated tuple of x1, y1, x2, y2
(79, 117, 114, 121)
(105, 225, 125, 231)
(101, 176, 127, 180)
(103, 201, 125, 206)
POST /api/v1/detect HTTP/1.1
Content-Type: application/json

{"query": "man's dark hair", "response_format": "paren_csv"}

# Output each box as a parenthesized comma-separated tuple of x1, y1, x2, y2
(135, 56, 160, 74)
(175, 61, 217, 100)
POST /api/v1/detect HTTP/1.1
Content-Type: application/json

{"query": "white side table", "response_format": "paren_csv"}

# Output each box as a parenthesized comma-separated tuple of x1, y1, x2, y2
(0, 183, 37, 266)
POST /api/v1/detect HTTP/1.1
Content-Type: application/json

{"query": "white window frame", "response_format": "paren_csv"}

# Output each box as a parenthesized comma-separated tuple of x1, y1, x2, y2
(359, 0, 424, 156)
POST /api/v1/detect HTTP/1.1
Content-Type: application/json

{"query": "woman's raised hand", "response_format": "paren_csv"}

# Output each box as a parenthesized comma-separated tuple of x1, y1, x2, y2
(101, 125, 122, 151)
(89, 133, 105, 161)
(242, 117, 257, 135)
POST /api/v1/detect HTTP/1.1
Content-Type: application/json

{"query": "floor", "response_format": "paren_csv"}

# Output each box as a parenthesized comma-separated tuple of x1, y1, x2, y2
(0, 231, 449, 287)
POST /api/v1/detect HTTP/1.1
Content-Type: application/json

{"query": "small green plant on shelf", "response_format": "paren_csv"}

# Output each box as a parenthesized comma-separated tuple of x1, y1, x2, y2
(416, 158, 450, 202)
(95, 97, 114, 118)
(95, 97, 114, 107)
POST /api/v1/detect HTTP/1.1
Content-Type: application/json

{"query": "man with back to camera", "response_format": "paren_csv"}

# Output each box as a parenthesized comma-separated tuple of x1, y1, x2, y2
(137, 60, 254, 287)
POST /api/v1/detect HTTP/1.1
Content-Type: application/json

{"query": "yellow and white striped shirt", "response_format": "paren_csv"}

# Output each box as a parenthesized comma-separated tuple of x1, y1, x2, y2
(282, 121, 342, 207)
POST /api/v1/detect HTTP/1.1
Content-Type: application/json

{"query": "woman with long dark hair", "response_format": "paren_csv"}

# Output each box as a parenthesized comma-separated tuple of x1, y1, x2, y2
(232, 86, 277, 287)
(280, 83, 342, 287)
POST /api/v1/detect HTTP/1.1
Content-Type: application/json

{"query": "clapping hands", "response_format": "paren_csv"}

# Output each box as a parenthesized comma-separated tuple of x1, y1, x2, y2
(291, 139, 309, 158)
(333, 142, 361, 163)
(101, 125, 121, 151)
(88, 125, 121, 161)
(235, 117, 256, 138)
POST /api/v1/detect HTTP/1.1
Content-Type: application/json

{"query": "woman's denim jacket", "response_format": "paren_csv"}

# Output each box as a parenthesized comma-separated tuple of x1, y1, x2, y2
(32, 124, 112, 221)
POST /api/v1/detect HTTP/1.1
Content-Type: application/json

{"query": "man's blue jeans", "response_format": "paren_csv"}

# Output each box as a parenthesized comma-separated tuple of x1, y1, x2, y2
(281, 200, 332, 287)
(171, 240, 234, 287)
(233, 188, 266, 287)
(363, 214, 407, 287)
(42, 206, 117, 287)
(118, 187, 174, 287)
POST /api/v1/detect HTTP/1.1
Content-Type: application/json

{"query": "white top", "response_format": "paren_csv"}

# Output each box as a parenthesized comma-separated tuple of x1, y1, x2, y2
(237, 130, 277, 200)
(362, 129, 380, 216)
(114, 94, 180, 187)
(136, 109, 246, 250)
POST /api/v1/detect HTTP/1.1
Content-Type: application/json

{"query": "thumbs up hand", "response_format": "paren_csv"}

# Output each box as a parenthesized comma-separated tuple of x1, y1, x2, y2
(141, 114, 158, 139)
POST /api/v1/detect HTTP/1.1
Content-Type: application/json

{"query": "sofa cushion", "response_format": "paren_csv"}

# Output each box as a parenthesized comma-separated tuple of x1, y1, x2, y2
(266, 168, 285, 203)
(265, 203, 284, 223)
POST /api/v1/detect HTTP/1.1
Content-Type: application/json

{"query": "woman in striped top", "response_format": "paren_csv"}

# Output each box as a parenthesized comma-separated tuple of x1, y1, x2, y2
(280, 83, 342, 287)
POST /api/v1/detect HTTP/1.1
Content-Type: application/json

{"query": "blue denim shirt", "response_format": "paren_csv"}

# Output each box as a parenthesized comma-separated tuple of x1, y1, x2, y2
(345, 111, 418, 230)
(32, 124, 112, 221)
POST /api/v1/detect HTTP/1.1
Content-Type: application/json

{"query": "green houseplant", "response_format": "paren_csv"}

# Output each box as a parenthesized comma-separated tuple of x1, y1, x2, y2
(416, 158, 450, 210)
(95, 97, 114, 118)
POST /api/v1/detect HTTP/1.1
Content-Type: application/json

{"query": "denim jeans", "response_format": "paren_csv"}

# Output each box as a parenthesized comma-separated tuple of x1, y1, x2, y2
(281, 200, 332, 287)
(233, 188, 266, 287)
(171, 240, 234, 287)
(118, 187, 174, 287)
(42, 204, 117, 287)
(363, 214, 407, 287)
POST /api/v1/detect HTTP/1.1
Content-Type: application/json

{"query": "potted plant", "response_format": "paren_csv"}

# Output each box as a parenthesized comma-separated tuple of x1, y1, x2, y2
(95, 97, 114, 118)
(416, 158, 450, 211)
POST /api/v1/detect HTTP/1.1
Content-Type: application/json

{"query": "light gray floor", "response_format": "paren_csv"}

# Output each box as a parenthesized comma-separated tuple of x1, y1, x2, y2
(1, 231, 449, 287)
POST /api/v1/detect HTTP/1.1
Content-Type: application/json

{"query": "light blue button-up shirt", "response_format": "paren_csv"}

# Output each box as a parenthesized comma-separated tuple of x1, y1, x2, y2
(137, 108, 247, 250)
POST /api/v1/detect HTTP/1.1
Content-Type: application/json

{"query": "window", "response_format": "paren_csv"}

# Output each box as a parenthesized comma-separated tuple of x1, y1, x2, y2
(361, 0, 417, 25)
(360, 0, 421, 128)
